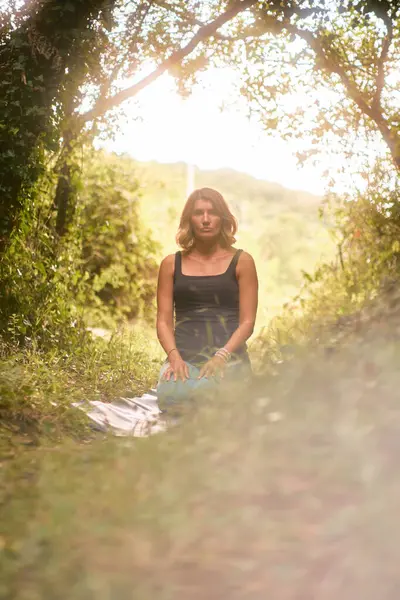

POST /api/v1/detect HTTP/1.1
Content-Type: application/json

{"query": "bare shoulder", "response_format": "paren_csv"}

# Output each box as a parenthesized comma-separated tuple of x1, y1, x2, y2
(159, 253, 176, 277)
(237, 250, 256, 268)
(238, 250, 255, 262)
(236, 251, 257, 282)
(160, 253, 175, 268)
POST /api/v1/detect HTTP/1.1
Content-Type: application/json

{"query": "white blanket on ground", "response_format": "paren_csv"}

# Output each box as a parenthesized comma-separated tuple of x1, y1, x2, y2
(74, 390, 167, 437)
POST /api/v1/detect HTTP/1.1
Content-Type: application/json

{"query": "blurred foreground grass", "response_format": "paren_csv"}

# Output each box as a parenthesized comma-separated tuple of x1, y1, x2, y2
(2, 290, 400, 599)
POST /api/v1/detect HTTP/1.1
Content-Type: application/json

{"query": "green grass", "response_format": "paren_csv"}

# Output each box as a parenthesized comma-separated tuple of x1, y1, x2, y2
(2, 214, 400, 598)
(0, 325, 163, 447)
(2, 290, 400, 598)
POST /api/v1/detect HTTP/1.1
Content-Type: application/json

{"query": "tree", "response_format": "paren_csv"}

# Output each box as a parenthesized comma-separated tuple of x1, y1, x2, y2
(232, 1, 400, 174)
(70, 1, 400, 178)
(0, 0, 117, 251)
(0, 0, 257, 253)
(5, 0, 398, 253)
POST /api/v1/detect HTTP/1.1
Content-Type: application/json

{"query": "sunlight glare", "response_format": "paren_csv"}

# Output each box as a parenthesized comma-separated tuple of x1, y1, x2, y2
(99, 68, 327, 195)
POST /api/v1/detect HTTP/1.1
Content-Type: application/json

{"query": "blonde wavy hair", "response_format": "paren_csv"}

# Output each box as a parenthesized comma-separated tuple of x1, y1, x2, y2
(176, 188, 237, 252)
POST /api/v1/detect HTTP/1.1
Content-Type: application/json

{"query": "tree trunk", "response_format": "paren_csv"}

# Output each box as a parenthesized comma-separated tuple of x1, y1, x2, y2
(54, 134, 77, 237)
(375, 120, 400, 173)
(0, 0, 113, 256)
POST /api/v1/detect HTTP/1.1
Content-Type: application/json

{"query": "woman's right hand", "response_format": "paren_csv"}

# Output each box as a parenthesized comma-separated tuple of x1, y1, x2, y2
(162, 352, 189, 381)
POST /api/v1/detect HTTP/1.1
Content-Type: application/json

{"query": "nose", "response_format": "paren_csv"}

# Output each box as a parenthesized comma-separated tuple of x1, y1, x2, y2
(202, 212, 211, 225)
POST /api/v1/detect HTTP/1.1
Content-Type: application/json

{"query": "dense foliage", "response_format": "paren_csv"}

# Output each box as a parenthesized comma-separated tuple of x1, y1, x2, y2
(79, 151, 160, 324)
(253, 165, 400, 369)
(0, 0, 115, 251)
(1, 0, 400, 350)
(0, 149, 159, 346)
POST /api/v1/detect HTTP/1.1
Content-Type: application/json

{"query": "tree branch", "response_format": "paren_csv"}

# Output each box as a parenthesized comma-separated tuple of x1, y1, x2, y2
(152, 0, 244, 42)
(372, 12, 393, 110)
(291, 23, 400, 168)
(152, 1, 211, 32)
(254, 14, 400, 170)
(78, 0, 257, 125)
(99, 0, 154, 100)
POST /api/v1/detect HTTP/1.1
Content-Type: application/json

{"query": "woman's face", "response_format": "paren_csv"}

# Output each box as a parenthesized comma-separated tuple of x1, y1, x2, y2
(190, 199, 222, 242)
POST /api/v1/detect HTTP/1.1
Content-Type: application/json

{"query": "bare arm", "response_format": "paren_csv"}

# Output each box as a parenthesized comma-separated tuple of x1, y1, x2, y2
(156, 254, 189, 381)
(224, 251, 258, 355)
(156, 254, 176, 355)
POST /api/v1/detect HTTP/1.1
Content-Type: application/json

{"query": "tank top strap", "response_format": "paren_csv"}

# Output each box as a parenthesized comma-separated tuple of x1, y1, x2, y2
(174, 251, 182, 282)
(227, 249, 243, 276)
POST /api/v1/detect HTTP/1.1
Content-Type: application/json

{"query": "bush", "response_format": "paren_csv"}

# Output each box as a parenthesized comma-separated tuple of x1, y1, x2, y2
(252, 166, 400, 371)
(0, 148, 160, 348)
(0, 185, 90, 350)
(78, 150, 160, 325)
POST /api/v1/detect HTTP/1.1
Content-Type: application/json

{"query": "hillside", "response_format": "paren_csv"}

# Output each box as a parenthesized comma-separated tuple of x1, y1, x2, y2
(116, 156, 335, 324)
(133, 160, 323, 230)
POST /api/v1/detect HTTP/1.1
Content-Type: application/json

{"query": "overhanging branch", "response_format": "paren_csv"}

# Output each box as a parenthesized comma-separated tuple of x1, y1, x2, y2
(78, 0, 257, 125)
(98, 1, 154, 101)
(152, 0, 227, 39)
(252, 11, 400, 170)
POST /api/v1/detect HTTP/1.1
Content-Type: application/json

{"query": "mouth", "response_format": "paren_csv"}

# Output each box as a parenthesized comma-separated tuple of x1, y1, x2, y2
(201, 228, 212, 232)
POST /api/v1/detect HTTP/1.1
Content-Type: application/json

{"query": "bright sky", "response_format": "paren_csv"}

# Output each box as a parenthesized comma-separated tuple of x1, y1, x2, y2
(101, 68, 327, 195)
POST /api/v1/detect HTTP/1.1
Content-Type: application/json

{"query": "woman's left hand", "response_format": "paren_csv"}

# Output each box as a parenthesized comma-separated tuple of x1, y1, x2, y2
(198, 355, 227, 379)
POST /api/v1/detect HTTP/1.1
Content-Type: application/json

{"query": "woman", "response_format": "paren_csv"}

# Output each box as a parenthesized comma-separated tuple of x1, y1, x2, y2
(156, 187, 258, 409)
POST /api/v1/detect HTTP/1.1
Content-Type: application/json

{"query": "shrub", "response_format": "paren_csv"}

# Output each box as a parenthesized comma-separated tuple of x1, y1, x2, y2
(78, 150, 160, 325)
(0, 148, 160, 348)
(252, 167, 400, 370)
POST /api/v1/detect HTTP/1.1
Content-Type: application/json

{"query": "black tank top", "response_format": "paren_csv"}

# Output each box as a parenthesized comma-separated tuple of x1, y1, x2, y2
(173, 249, 247, 366)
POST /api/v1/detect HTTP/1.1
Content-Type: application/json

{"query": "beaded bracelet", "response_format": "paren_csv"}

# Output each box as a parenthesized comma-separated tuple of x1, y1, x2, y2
(214, 348, 231, 362)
